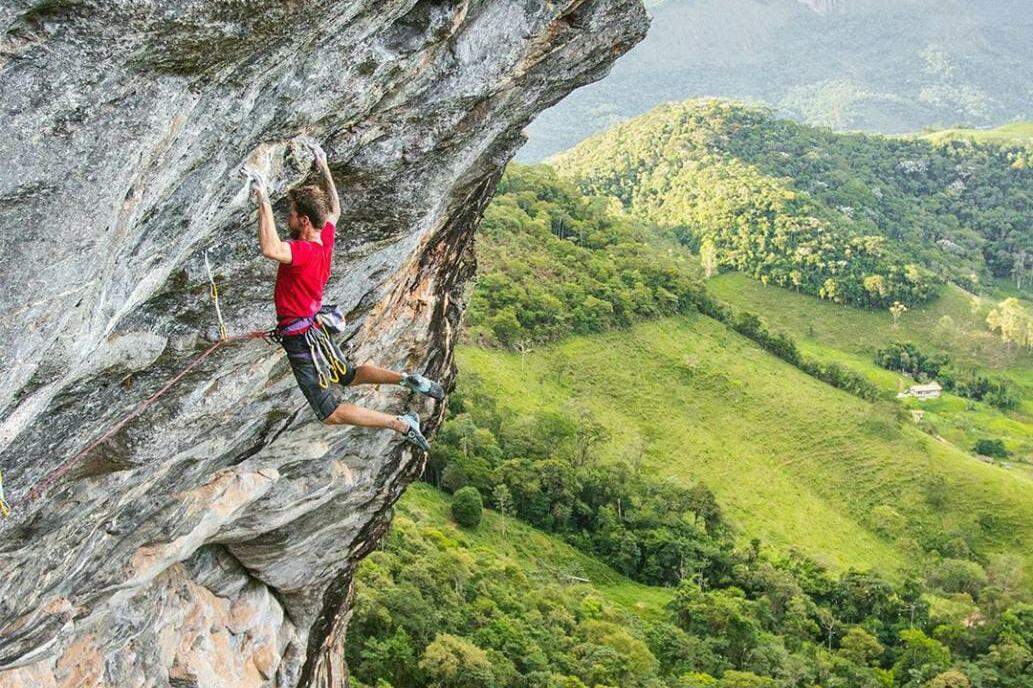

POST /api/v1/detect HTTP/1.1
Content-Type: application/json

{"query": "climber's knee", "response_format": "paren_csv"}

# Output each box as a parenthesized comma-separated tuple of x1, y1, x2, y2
(348, 364, 368, 384)
(322, 402, 352, 425)
(339, 361, 358, 386)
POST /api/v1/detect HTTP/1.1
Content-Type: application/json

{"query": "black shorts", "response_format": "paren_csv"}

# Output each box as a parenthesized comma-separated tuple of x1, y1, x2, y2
(281, 332, 356, 420)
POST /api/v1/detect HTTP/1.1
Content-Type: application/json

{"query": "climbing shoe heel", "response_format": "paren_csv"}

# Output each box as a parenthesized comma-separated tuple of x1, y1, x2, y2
(401, 373, 445, 401)
(398, 412, 431, 452)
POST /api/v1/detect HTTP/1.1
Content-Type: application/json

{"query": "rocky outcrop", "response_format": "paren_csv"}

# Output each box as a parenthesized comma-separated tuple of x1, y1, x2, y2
(0, 2, 648, 686)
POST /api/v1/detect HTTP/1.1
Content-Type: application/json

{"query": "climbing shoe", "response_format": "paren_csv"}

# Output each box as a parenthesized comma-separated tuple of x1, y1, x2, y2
(400, 372, 444, 401)
(397, 412, 431, 452)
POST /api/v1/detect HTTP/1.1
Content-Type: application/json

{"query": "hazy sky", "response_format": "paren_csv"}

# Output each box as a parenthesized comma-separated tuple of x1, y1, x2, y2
(520, 0, 1033, 161)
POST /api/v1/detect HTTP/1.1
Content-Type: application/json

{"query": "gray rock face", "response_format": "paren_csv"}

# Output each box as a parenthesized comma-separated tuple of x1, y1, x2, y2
(0, 2, 647, 686)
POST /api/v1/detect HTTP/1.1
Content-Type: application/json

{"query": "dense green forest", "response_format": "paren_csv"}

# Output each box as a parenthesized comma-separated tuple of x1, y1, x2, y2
(350, 359, 1032, 688)
(348, 368, 1032, 687)
(552, 100, 1032, 309)
(466, 165, 703, 347)
(349, 161, 1033, 688)
(349, 483, 1032, 688)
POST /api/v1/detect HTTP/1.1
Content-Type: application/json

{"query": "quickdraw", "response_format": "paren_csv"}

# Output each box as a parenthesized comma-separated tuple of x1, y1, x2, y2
(204, 249, 229, 341)
(0, 470, 10, 518)
(275, 305, 349, 389)
(304, 325, 350, 389)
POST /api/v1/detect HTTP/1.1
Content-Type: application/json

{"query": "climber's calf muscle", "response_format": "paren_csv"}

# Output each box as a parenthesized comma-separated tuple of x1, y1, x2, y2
(350, 364, 404, 386)
(323, 402, 405, 432)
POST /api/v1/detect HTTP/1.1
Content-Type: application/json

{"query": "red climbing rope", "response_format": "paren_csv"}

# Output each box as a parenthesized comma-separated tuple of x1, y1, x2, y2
(12, 330, 269, 510)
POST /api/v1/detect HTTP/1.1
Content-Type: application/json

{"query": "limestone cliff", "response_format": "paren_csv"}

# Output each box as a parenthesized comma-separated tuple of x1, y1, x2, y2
(0, 2, 648, 686)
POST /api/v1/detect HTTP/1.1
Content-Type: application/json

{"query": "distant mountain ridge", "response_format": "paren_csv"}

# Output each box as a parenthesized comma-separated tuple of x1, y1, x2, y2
(552, 99, 1031, 303)
(522, 0, 1033, 160)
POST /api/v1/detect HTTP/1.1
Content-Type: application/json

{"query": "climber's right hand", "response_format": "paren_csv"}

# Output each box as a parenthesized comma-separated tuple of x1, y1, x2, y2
(241, 167, 268, 204)
(305, 140, 328, 168)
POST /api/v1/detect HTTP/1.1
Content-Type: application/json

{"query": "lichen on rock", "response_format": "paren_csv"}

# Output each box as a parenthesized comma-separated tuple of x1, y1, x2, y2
(0, 1, 648, 686)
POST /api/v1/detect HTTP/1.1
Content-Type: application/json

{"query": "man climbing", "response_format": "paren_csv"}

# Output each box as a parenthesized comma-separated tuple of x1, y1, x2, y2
(247, 141, 442, 451)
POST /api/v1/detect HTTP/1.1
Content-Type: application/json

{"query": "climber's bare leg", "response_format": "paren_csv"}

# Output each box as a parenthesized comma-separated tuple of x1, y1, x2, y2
(323, 402, 406, 432)
(348, 364, 403, 386)
(343, 364, 444, 402)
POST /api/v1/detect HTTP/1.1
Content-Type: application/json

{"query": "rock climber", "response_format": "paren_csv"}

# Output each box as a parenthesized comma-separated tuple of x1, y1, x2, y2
(246, 141, 441, 451)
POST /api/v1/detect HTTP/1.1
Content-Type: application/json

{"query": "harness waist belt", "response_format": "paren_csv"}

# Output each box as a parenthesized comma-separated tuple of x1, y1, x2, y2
(277, 317, 316, 337)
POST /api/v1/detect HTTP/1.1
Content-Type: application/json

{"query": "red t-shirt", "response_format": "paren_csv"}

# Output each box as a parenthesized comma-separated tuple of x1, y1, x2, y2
(274, 221, 335, 326)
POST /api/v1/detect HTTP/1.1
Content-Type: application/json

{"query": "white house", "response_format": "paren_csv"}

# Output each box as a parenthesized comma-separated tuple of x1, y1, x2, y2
(900, 381, 942, 400)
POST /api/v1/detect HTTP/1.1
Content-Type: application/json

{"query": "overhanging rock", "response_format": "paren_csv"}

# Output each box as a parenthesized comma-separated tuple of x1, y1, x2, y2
(0, 1, 648, 686)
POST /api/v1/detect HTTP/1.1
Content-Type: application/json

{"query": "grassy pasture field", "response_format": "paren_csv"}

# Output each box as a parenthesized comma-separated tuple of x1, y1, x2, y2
(458, 314, 1033, 582)
(708, 273, 1033, 463)
(395, 483, 674, 619)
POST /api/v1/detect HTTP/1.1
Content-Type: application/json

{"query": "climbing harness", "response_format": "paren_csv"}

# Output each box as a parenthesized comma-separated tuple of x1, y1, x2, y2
(0, 256, 269, 520)
(276, 306, 350, 389)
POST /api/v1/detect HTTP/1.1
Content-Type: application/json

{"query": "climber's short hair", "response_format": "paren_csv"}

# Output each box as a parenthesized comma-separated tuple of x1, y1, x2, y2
(288, 185, 328, 229)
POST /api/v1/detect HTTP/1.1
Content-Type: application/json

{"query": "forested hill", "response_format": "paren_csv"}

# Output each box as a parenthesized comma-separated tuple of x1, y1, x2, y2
(553, 100, 1032, 309)
(522, 0, 1033, 160)
(346, 165, 1033, 688)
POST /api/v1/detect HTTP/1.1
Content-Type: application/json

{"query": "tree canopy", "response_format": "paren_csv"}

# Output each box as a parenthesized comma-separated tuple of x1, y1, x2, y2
(553, 100, 1032, 308)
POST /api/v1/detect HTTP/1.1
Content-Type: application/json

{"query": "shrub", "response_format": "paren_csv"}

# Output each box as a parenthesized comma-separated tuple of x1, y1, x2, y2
(442, 463, 470, 492)
(875, 342, 949, 378)
(893, 629, 951, 687)
(718, 671, 778, 688)
(839, 626, 884, 667)
(939, 369, 1019, 409)
(972, 438, 1008, 459)
(418, 633, 496, 688)
(452, 486, 484, 528)
(927, 558, 988, 597)
(925, 669, 971, 688)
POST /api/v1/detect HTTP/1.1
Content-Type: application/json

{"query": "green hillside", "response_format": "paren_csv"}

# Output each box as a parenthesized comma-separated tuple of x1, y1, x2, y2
(457, 316, 1033, 579)
(922, 122, 1033, 147)
(522, 0, 1033, 160)
(466, 164, 701, 348)
(349, 485, 1033, 688)
(554, 100, 1032, 307)
(390, 483, 673, 616)
(349, 163, 1033, 688)
(454, 162, 1033, 579)
(347, 483, 674, 688)
(709, 273, 1033, 464)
